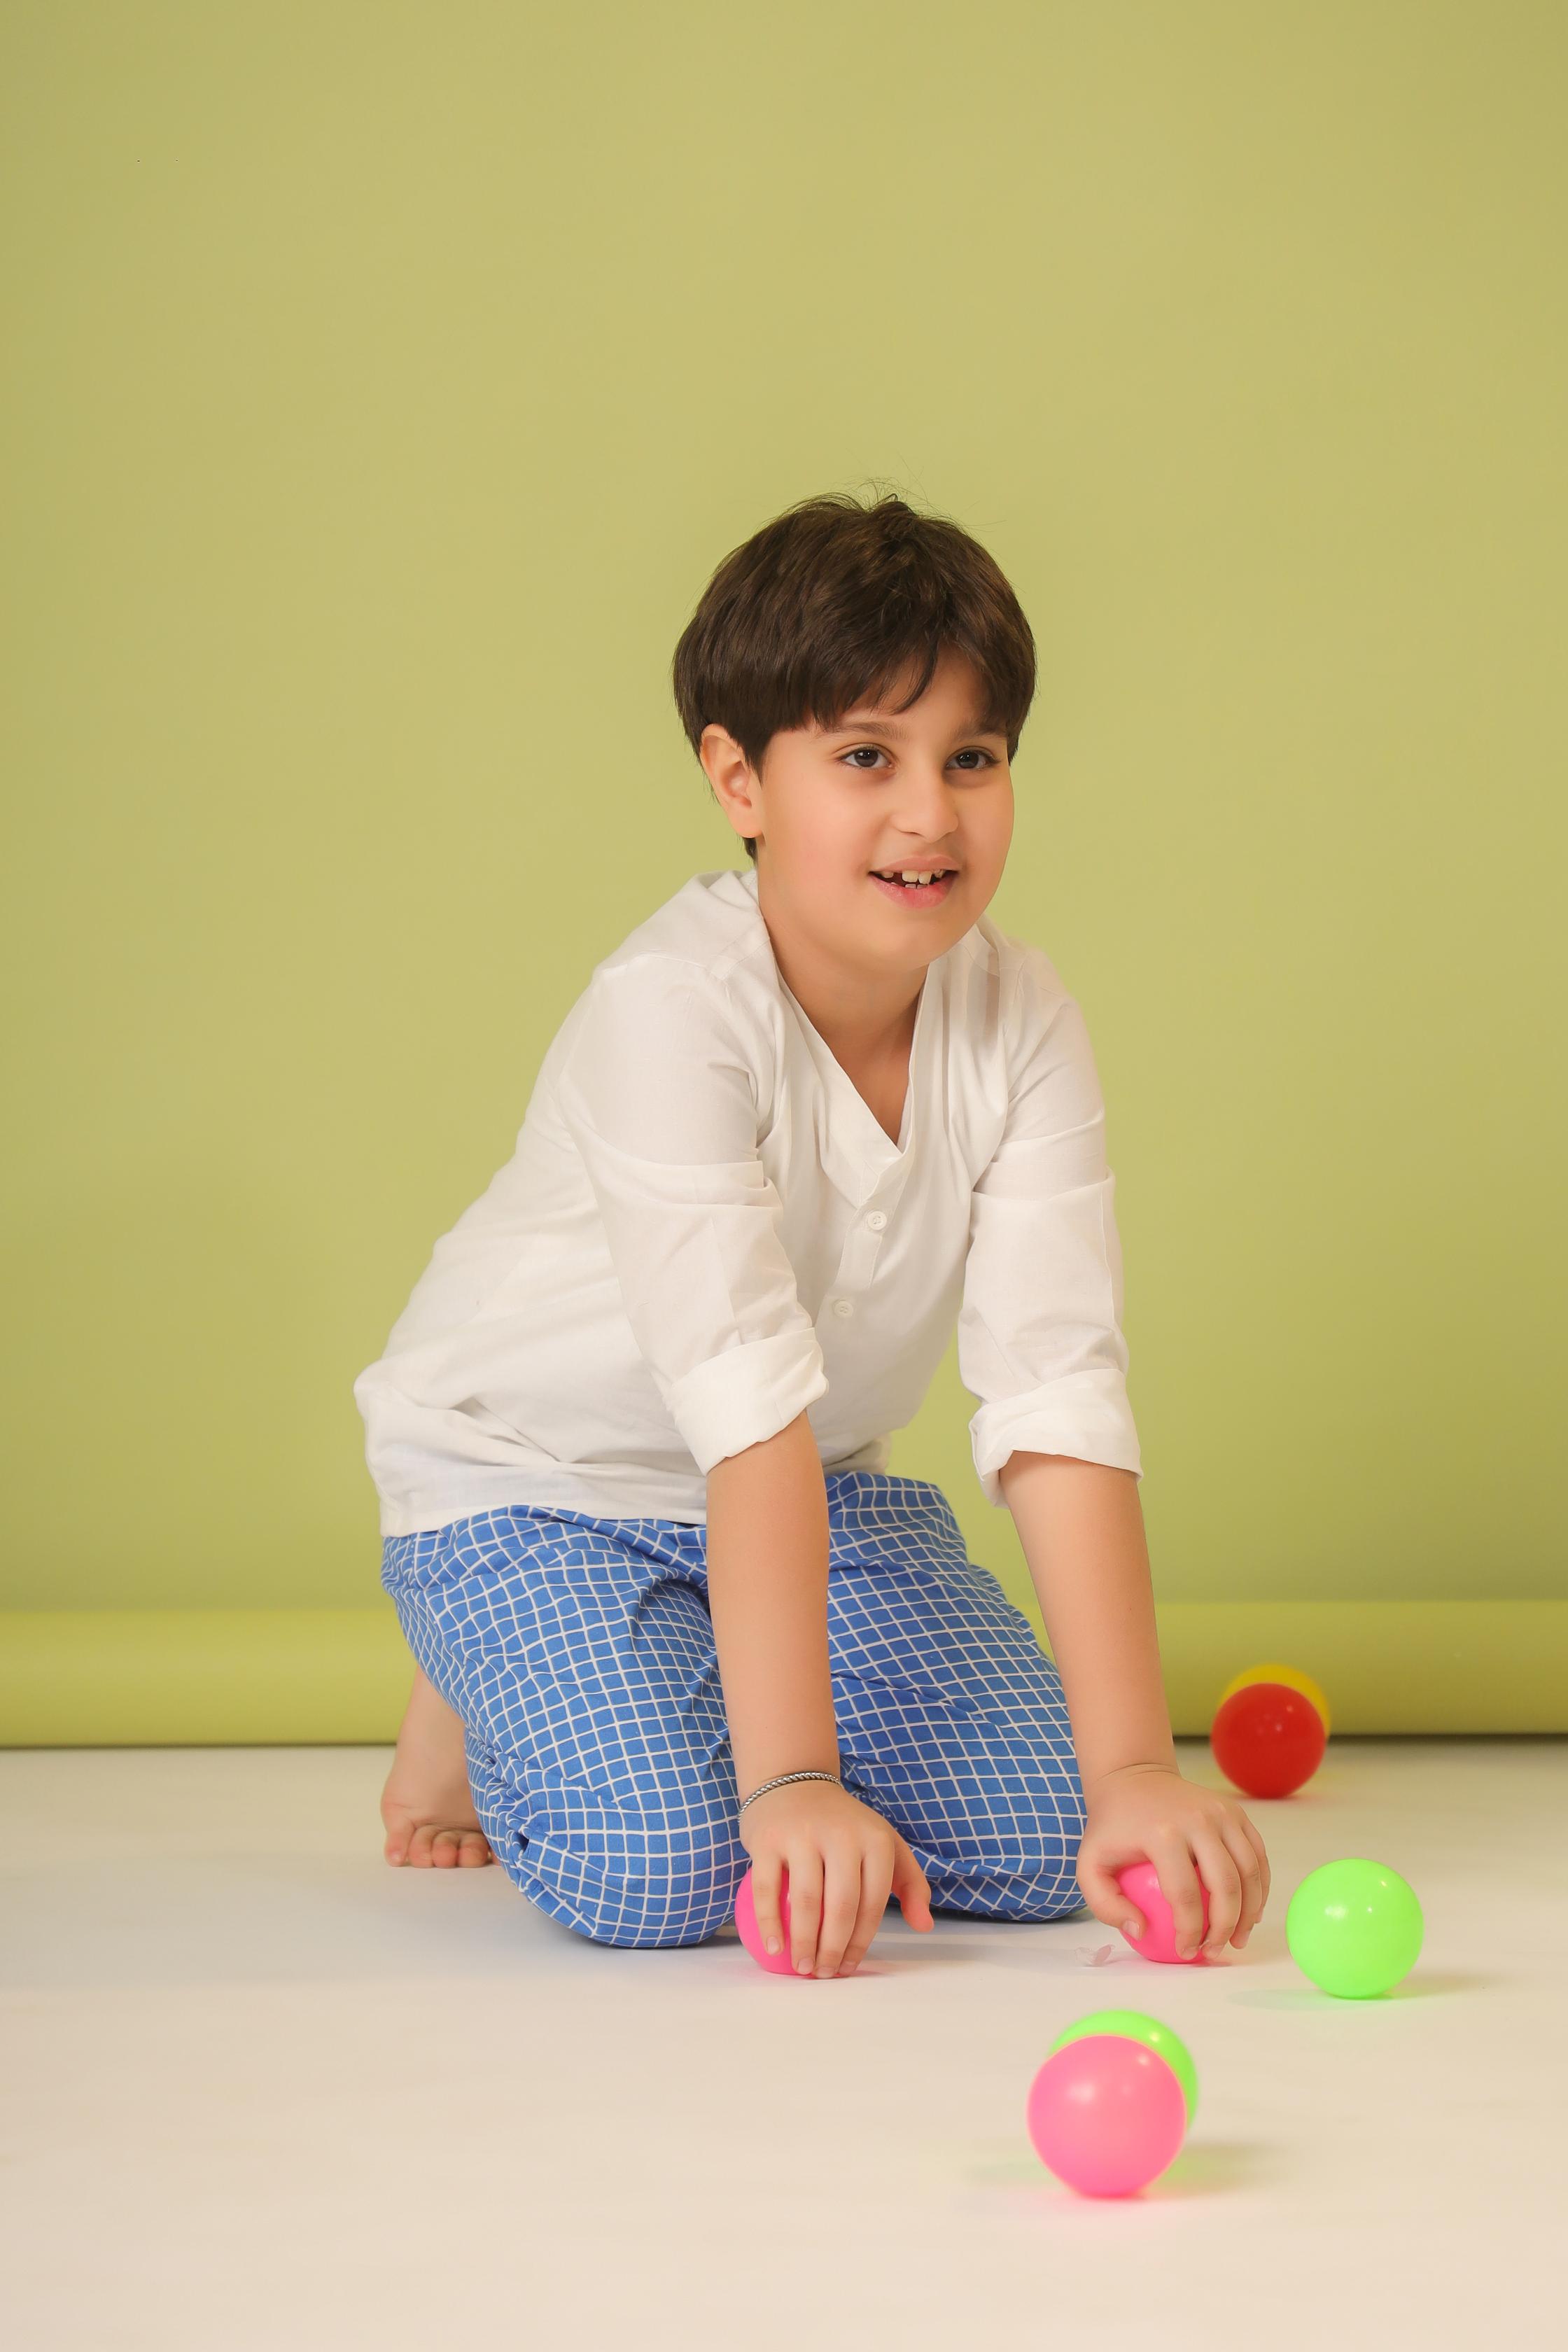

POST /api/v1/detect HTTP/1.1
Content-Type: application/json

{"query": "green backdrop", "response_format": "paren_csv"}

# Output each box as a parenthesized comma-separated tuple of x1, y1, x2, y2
(4, 2, 1564, 1740)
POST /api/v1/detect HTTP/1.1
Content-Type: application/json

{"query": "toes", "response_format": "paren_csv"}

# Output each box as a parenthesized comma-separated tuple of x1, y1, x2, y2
(394, 1823, 493, 1868)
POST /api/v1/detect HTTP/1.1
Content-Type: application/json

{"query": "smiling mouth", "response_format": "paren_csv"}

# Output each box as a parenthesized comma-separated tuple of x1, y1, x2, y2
(868, 869, 958, 904)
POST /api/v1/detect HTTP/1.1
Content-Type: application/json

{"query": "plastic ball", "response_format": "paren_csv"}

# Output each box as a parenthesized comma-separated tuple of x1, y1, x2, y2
(1048, 2009, 1199, 2123)
(1026, 2034, 1187, 2197)
(734, 1865, 802, 1976)
(1116, 1858, 1211, 1963)
(1217, 1660, 1332, 1736)
(1286, 1857, 1424, 1998)
(1210, 1681, 1328, 1798)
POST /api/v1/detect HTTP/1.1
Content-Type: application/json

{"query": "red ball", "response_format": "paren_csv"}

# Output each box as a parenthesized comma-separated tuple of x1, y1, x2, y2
(1210, 1681, 1326, 1798)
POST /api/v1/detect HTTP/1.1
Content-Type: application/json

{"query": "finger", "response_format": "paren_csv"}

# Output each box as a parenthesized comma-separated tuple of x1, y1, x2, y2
(1147, 1836, 1208, 1958)
(432, 1828, 463, 1869)
(1077, 1856, 1145, 1941)
(407, 1823, 436, 1868)
(839, 1846, 894, 1974)
(1238, 1813, 1271, 1914)
(813, 1844, 863, 1977)
(750, 1855, 787, 1955)
(1219, 1822, 1265, 1945)
(384, 1823, 411, 1866)
(1190, 1829, 1243, 1955)
(890, 1839, 934, 1931)
(788, 1849, 824, 1976)
(458, 1832, 492, 1867)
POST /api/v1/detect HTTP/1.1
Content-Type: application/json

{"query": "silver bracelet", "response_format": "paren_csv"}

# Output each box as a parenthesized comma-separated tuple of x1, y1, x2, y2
(738, 1768, 843, 1816)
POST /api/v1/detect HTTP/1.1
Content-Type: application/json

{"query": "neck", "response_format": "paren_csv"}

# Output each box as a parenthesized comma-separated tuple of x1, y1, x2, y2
(753, 877, 927, 1065)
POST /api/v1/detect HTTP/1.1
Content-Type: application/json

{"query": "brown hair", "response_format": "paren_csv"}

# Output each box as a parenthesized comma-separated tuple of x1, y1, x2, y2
(671, 486, 1037, 862)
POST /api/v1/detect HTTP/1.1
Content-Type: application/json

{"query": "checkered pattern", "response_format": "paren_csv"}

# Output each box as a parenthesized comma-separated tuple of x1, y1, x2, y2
(381, 1469, 1089, 1949)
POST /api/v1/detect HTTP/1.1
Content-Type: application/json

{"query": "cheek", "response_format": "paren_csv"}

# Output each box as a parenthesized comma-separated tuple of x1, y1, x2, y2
(773, 774, 862, 868)
(970, 806, 1012, 874)
(794, 810, 871, 881)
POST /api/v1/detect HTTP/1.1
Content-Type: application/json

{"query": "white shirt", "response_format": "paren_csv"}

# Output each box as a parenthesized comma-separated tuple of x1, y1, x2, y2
(353, 865, 1141, 1538)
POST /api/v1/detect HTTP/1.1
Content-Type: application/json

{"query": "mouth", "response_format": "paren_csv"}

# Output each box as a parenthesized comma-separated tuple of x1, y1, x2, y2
(868, 867, 958, 909)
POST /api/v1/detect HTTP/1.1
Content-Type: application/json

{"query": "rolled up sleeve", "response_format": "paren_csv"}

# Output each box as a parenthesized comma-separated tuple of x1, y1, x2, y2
(958, 954, 1142, 1506)
(557, 958, 827, 1474)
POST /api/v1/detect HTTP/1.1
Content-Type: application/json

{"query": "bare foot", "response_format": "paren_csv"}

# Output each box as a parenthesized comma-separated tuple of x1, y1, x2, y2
(381, 1666, 496, 1868)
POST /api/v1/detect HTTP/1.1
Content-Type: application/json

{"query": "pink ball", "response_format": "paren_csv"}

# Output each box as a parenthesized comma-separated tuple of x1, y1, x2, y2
(734, 1865, 799, 1975)
(1116, 1858, 1210, 1964)
(1026, 2035, 1187, 2197)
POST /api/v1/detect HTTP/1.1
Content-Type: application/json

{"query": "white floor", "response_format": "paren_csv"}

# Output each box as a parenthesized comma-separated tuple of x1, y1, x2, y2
(1, 1738, 1563, 2352)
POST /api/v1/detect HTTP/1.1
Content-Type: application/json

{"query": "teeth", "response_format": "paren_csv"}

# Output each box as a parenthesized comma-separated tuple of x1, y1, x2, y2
(875, 869, 943, 884)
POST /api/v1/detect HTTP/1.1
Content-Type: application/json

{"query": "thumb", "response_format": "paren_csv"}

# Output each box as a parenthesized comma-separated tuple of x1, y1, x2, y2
(890, 1840, 934, 1931)
(1078, 1859, 1144, 1941)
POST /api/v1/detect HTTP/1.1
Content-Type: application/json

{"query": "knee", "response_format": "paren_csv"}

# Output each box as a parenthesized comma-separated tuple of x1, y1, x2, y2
(932, 1779, 1088, 1921)
(1012, 1781, 1088, 1903)
(995, 1851, 1086, 1921)
(526, 1809, 744, 1949)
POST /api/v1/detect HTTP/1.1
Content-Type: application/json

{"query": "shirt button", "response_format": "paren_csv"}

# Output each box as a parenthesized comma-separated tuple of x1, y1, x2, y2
(865, 1210, 887, 1231)
(832, 1298, 854, 1317)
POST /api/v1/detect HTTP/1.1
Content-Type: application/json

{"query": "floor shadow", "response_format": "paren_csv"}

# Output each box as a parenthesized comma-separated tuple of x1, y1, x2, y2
(1229, 1968, 1496, 2010)
(848, 1944, 982, 1975)
(717, 1940, 984, 1983)
(964, 2156, 1064, 2188)
(964, 2137, 1278, 2200)
(1149, 2138, 1280, 2198)
(874, 1942, 990, 1973)
(1384, 1969, 1496, 1999)
(1229, 1924, 1290, 1965)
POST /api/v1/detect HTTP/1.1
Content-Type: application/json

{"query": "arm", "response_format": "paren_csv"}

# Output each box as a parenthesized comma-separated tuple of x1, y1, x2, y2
(996, 1450, 1175, 1783)
(999, 1448, 1270, 1955)
(704, 1407, 840, 1798)
(705, 1408, 933, 1972)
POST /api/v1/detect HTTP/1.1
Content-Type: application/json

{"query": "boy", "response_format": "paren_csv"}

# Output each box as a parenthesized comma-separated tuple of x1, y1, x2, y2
(354, 490, 1270, 1979)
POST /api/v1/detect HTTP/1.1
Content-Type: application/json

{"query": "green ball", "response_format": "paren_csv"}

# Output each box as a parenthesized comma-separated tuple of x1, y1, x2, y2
(1047, 2008, 1199, 2123)
(1286, 1858, 1424, 1998)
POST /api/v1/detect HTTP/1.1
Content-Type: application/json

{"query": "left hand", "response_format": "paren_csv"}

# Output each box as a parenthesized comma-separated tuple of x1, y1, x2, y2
(1077, 1762, 1270, 1958)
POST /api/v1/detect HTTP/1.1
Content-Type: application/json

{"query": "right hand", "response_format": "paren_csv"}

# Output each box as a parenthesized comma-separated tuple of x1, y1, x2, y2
(740, 1778, 933, 1977)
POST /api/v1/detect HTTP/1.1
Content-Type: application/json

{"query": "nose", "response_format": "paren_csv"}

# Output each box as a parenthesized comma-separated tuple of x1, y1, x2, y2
(892, 763, 963, 849)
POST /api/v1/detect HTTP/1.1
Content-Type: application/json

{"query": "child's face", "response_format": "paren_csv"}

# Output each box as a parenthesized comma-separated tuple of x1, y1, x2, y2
(713, 648, 1014, 957)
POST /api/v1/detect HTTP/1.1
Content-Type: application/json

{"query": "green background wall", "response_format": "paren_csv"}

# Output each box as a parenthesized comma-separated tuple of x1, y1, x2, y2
(4, 2, 1564, 1737)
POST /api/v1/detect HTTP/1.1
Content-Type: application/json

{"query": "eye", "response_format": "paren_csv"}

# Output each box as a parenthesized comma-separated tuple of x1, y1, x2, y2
(839, 747, 998, 771)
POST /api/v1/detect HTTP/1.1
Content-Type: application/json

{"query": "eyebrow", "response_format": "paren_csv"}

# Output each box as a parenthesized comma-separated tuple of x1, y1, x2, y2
(829, 713, 1004, 740)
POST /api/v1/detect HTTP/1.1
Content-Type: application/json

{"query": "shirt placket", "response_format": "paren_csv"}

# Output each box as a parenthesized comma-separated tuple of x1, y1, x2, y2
(821, 1184, 897, 1328)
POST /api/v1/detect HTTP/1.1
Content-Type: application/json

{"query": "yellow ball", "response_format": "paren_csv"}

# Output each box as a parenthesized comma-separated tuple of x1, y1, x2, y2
(1217, 1661, 1331, 1737)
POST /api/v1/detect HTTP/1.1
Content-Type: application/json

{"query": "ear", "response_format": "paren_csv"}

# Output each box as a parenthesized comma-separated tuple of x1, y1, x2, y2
(701, 724, 764, 842)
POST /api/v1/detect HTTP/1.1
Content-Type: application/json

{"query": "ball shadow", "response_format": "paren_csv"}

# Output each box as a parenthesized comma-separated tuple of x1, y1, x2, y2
(964, 2137, 1278, 2202)
(1230, 1967, 1495, 2010)
(1149, 2138, 1281, 2197)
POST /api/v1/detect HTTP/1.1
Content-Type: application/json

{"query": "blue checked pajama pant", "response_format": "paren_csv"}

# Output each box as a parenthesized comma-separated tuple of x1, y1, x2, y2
(380, 1469, 1089, 1948)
